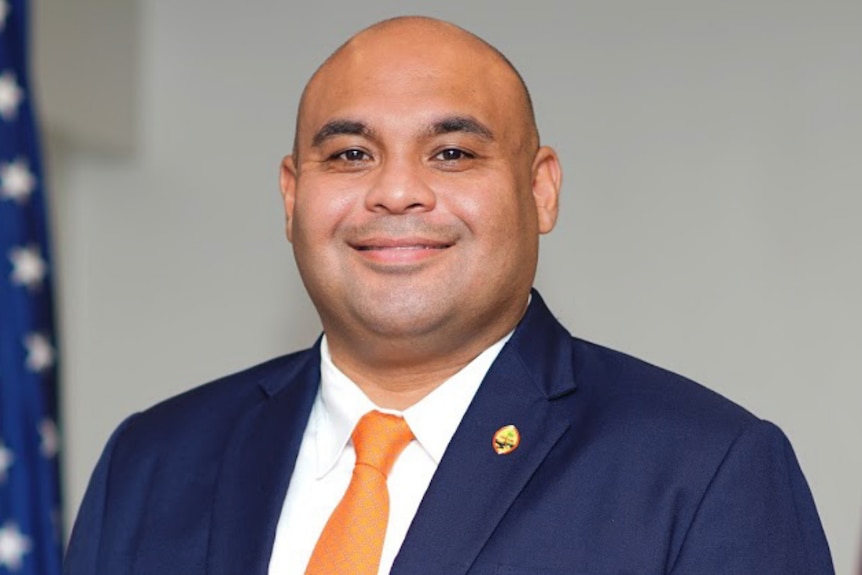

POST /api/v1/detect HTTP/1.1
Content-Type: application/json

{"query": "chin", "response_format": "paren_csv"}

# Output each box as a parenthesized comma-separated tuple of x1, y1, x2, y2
(349, 293, 455, 339)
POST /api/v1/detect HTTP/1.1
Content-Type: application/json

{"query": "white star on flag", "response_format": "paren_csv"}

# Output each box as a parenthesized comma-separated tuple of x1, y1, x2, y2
(0, 440, 13, 483)
(24, 332, 55, 373)
(0, 522, 32, 571)
(0, 70, 23, 121)
(8, 245, 46, 289)
(39, 420, 59, 459)
(0, 159, 36, 203)
(1, 1, 64, 571)
(0, 1, 9, 33)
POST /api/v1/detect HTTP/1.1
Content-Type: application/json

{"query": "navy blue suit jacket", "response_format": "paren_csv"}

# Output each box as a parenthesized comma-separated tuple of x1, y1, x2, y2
(65, 292, 833, 574)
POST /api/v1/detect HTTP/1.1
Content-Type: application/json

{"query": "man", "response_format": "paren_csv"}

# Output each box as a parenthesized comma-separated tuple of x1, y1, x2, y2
(65, 16, 833, 575)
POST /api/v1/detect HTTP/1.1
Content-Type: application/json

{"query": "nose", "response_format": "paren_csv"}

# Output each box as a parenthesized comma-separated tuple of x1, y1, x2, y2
(364, 157, 436, 214)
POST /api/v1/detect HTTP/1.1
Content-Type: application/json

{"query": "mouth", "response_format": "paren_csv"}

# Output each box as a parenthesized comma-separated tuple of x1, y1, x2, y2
(350, 238, 454, 251)
(348, 237, 454, 265)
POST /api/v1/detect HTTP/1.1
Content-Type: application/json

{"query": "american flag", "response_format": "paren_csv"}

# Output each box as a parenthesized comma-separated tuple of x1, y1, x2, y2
(0, 0, 63, 573)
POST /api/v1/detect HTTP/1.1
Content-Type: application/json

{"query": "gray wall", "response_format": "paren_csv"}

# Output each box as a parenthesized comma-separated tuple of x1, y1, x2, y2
(34, 1, 861, 572)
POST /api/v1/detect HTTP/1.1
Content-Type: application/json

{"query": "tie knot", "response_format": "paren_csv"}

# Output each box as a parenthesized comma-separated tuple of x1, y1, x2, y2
(352, 411, 414, 477)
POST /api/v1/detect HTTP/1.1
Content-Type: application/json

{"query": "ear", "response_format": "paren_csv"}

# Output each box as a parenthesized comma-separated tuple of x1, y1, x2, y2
(279, 155, 298, 242)
(531, 146, 562, 234)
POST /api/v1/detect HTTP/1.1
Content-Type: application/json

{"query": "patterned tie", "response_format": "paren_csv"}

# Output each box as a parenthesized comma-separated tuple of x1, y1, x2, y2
(305, 411, 414, 575)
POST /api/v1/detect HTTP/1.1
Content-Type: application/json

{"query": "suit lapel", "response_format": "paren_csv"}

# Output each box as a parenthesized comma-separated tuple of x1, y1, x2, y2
(392, 292, 579, 574)
(207, 346, 321, 575)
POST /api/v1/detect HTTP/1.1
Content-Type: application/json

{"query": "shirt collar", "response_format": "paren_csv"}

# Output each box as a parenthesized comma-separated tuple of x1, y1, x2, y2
(314, 331, 513, 478)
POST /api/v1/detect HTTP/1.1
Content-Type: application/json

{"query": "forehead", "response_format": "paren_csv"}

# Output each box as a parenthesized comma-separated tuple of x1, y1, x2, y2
(297, 29, 527, 146)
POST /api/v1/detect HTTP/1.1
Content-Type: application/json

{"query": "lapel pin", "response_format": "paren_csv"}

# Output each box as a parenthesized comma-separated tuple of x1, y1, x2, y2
(492, 424, 520, 455)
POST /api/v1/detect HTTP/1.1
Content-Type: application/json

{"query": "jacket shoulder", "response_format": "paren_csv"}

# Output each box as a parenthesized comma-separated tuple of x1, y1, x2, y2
(119, 347, 318, 446)
(570, 336, 760, 445)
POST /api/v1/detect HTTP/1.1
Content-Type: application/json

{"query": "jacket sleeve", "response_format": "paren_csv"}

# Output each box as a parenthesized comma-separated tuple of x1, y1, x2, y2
(669, 419, 834, 574)
(63, 414, 138, 575)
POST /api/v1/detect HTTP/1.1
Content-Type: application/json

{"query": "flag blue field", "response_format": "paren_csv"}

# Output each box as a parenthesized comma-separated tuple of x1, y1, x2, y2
(0, 0, 63, 573)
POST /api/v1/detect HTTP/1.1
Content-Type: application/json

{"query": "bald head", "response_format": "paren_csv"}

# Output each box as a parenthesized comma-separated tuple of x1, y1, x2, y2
(279, 16, 562, 390)
(293, 16, 539, 158)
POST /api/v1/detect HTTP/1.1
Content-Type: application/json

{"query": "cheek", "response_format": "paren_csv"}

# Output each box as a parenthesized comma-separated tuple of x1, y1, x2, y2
(439, 175, 530, 240)
(292, 180, 359, 243)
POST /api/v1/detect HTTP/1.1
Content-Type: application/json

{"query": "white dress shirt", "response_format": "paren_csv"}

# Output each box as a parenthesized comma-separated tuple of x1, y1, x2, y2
(267, 333, 512, 575)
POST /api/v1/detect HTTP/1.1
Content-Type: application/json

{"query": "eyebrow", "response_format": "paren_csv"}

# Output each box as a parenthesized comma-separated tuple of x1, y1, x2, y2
(309, 115, 495, 148)
(427, 116, 495, 141)
(311, 119, 373, 148)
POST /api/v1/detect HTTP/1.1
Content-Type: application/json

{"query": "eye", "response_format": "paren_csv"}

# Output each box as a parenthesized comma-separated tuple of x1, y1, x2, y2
(435, 148, 473, 161)
(333, 149, 370, 162)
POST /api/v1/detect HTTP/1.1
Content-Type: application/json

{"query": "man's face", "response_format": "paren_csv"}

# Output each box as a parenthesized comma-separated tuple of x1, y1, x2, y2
(281, 23, 560, 356)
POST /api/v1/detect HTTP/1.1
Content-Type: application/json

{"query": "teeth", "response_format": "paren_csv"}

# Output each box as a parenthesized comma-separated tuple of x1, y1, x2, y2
(360, 245, 435, 250)
(355, 243, 451, 251)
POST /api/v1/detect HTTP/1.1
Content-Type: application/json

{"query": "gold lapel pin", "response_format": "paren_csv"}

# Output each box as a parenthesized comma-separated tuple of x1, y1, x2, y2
(492, 424, 520, 455)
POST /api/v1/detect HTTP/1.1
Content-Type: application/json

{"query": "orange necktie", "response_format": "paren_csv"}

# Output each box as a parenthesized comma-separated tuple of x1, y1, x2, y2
(305, 411, 414, 575)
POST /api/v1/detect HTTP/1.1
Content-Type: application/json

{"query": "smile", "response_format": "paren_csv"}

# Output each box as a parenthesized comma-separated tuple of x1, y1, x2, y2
(355, 245, 450, 251)
(349, 238, 453, 265)
(350, 237, 453, 251)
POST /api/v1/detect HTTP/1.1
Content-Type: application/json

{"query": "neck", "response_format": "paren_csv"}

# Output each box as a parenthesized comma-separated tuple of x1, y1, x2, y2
(325, 321, 519, 411)
(330, 356, 469, 410)
(321, 292, 531, 410)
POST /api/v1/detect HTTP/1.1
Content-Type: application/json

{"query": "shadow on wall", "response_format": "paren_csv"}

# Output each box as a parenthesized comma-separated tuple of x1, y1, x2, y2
(34, 1, 138, 157)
